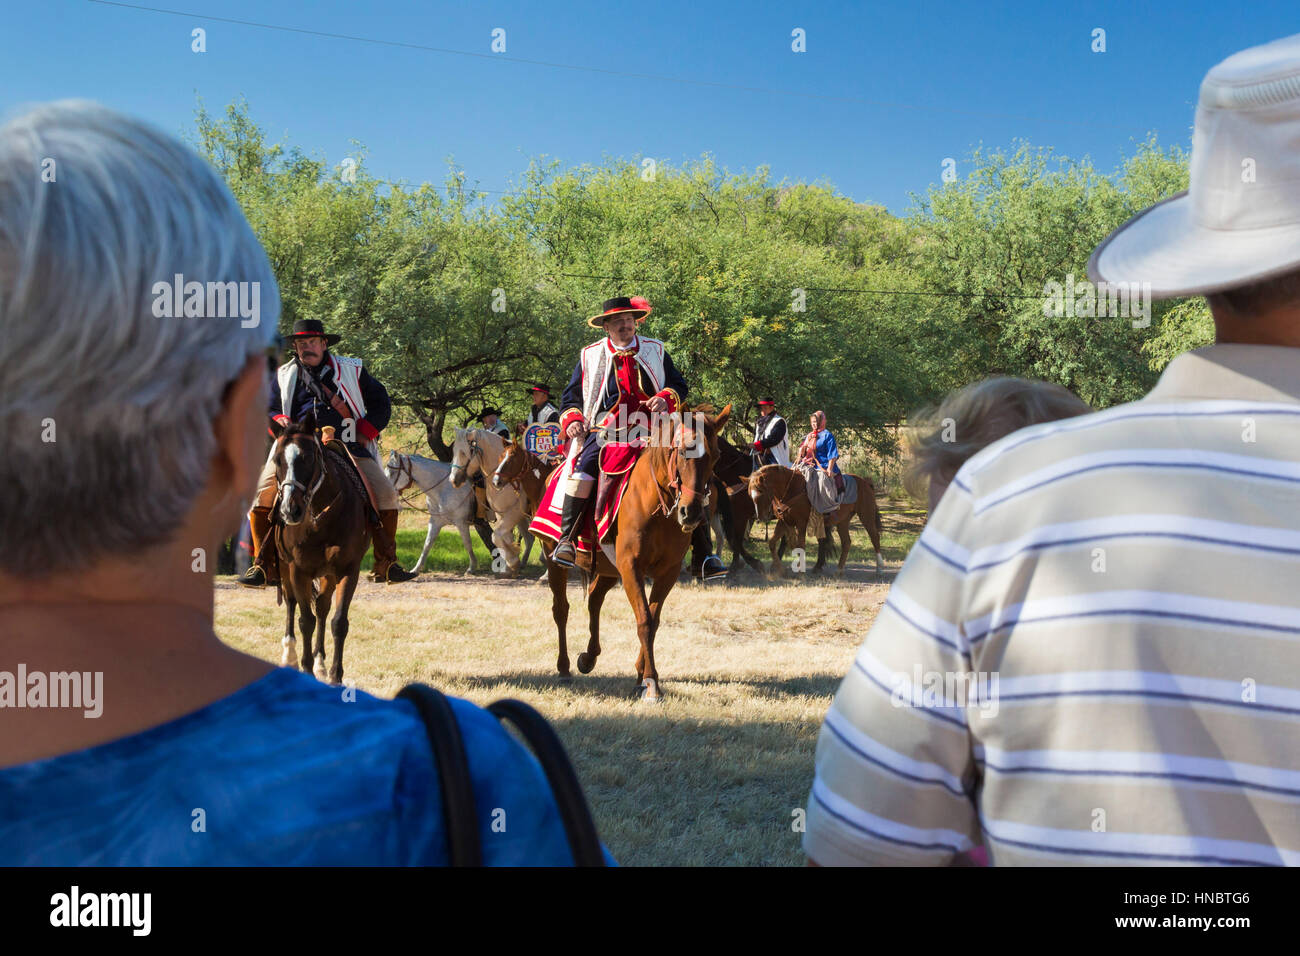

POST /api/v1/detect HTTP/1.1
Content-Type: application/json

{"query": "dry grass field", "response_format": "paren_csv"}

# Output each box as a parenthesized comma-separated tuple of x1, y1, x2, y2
(215, 503, 923, 866)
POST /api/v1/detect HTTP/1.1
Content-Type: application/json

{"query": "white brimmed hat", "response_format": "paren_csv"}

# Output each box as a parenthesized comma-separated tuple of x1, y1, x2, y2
(1089, 33, 1300, 300)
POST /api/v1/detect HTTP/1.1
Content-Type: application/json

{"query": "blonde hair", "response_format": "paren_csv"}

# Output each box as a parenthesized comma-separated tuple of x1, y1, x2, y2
(905, 377, 1091, 500)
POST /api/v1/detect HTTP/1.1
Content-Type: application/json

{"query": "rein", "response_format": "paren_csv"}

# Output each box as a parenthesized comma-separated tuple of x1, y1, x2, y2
(450, 435, 484, 482)
(768, 468, 806, 525)
(389, 451, 449, 513)
(278, 437, 336, 525)
(492, 447, 527, 492)
(649, 430, 710, 519)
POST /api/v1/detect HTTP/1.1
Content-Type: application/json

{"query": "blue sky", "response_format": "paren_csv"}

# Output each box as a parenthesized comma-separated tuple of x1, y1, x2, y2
(5, 1, 1299, 213)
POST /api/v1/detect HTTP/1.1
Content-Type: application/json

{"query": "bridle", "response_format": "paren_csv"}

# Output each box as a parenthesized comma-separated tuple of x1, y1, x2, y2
(385, 450, 450, 514)
(450, 434, 484, 482)
(652, 420, 712, 519)
(388, 451, 418, 494)
(277, 435, 336, 523)
(492, 445, 528, 491)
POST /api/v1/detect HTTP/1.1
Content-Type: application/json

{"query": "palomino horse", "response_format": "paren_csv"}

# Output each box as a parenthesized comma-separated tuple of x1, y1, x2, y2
(540, 405, 731, 702)
(385, 450, 480, 574)
(448, 428, 535, 573)
(272, 420, 372, 684)
(747, 464, 885, 577)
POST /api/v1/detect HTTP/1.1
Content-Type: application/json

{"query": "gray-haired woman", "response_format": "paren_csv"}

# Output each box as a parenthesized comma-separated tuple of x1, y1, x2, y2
(0, 102, 603, 865)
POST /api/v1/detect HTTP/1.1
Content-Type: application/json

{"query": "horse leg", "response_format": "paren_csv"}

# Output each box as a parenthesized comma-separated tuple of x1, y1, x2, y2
(766, 523, 783, 577)
(618, 560, 662, 702)
(414, 513, 440, 573)
(492, 519, 520, 576)
(837, 521, 851, 576)
(313, 578, 336, 682)
(296, 580, 317, 675)
(636, 568, 678, 702)
(548, 550, 572, 679)
(862, 499, 885, 577)
(282, 591, 298, 668)
(329, 573, 358, 686)
(519, 521, 535, 567)
(812, 535, 830, 574)
(455, 517, 478, 574)
(578, 574, 617, 674)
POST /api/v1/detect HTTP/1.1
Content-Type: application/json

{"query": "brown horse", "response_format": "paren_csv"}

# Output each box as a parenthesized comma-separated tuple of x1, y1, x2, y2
(540, 405, 731, 702)
(747, 464, 884, 578)
(491, 439, 549, 516)
(271, 420, 372, 684)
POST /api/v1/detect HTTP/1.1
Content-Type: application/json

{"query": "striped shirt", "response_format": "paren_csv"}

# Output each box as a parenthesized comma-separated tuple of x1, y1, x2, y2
(804, 345, 1300, 866)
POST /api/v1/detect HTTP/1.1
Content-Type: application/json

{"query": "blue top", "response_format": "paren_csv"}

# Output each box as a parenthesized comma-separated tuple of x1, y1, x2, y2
(0, 667, 614, 866)
(810, 430, 841, 474)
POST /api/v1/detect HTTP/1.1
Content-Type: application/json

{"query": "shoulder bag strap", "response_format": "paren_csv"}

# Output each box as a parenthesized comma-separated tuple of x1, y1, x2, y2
(397, 683, 483, 867)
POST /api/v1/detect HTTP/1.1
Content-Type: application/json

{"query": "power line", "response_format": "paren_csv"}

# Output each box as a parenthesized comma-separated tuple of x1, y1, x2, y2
(550, 272, 1051, 299)
(88, 0, 1137, 130)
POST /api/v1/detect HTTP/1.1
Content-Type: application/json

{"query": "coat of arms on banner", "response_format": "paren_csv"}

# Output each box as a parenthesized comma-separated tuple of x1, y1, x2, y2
(523, 422, 565, 464)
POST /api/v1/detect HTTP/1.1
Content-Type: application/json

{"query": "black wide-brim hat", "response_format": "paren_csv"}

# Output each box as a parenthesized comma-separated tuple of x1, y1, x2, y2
(588, 295, 651, 329)
(283, 318, 340, 346)
(526, 384, 551, 396)
(478, 407, 502, 420)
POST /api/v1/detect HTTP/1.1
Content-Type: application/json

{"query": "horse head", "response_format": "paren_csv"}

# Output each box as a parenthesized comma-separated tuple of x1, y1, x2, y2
(656, 403, 731, 532)
(492, 438, 523, 490)
(449, 427, 482, 488)
(273, 418, 327, 526)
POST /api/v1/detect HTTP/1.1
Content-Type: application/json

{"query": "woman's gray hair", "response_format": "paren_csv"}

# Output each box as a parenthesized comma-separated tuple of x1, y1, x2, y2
(0, 100, 279, 577)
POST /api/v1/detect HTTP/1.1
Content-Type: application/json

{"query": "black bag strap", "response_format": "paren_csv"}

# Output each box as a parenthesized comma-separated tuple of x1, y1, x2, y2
(398, 684, 605, 867)
(396, 684, 482, 867)
(487, 699, 606, 867)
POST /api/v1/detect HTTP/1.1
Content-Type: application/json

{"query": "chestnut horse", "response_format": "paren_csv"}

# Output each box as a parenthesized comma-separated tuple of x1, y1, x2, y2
(491, 439, 549, 516)
(747, 464, 884, 577)
(540, 405, 731, 702)
(271, 420, 372, 684)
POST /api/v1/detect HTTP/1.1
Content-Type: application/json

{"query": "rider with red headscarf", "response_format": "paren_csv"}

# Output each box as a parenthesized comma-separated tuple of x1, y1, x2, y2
(797, 410, 845, 496)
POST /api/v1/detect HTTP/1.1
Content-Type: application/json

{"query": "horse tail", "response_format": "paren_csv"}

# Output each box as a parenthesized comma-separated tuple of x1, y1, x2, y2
(714, 477, 735, 542)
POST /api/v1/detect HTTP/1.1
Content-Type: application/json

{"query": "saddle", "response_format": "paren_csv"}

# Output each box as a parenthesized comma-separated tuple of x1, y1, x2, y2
(320, 426, 381, 525)
(528, 441, 643, 557)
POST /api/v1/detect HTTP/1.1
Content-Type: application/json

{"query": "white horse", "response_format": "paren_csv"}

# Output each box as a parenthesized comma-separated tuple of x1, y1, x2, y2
(449, 428, 534, 574)
(385, 450, 480, 575)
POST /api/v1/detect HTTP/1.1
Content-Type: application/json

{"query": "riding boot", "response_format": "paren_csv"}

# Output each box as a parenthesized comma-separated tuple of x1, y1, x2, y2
(237, 506, 278, 588)
(550, 494, 591, 568)
(372, 509, 418, 583)
(690, 522, 728, 581)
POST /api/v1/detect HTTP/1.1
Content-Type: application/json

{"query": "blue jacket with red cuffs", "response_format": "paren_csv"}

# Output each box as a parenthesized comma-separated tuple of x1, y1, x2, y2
(268, 354, 391, 460)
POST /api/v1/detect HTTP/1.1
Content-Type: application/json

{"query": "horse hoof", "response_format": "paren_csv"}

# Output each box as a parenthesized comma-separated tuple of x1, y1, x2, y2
(576, 653, 596, 674)
(557, 672, 573, 683)
(637, 679, 663, 703)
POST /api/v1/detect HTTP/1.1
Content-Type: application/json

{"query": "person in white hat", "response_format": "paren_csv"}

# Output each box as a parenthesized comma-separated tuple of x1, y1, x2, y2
(803, 33, 1300, 867)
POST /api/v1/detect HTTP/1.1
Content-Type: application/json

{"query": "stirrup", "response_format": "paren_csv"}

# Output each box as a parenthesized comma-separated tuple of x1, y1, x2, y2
(237, 565, 267, 589)
(550, 539, 578, 568)
(701, 555, 728, 581)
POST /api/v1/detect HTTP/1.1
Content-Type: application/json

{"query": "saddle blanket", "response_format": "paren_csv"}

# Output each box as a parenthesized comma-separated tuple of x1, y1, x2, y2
(529, 440, 642, 556)
(321, 435, 380, 524)
(796, 465, 857, 515)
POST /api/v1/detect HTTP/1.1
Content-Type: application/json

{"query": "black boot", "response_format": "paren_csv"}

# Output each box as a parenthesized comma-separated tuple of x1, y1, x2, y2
(550, 494, 590, 568)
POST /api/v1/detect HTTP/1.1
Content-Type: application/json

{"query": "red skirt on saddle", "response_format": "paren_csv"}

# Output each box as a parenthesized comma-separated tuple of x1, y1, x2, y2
(529, 440, 642, 554)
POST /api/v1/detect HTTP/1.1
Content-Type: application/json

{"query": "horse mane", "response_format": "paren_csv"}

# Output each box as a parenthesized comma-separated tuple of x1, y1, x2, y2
(282, 420, 317, 441)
